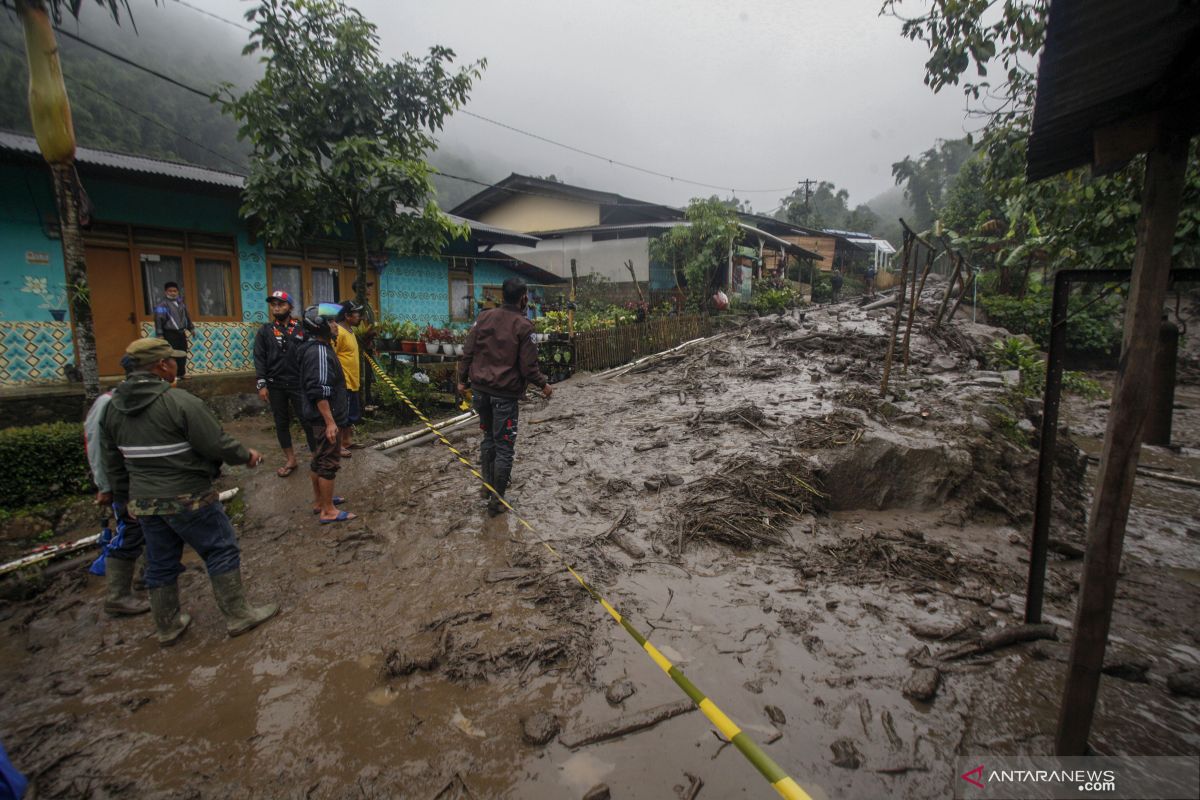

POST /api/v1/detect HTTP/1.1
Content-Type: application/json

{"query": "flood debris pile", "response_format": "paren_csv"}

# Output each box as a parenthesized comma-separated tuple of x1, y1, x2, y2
(786, 410, 865, 450)
(676, 456, 824, 550)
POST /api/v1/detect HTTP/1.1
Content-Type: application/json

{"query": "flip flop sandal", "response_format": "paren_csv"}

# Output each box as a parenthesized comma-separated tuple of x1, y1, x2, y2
(311, 496, 346, 514)
(340, 449, 353, 458)
(276, 464, 297, 478)
(318, 510, 357, 524)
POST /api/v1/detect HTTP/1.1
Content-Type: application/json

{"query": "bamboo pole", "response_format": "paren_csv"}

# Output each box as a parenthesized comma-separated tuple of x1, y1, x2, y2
(947, 269, 976, 322)
(933, 253, 964, 328)
(1, 489, 240, 576)
(880, 231, 913, 397)
(902, 240, 937, 373)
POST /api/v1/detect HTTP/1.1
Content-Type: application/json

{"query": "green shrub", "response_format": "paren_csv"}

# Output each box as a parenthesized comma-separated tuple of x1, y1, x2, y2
(752, 286, 804, 314)
(979, 283, 1121, 355)
(0, 422, 92, 509)
(988, 337, 1107, 400)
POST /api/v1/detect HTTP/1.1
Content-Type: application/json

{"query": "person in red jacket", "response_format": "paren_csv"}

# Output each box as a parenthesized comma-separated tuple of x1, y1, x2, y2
(457, 277, 554, 516)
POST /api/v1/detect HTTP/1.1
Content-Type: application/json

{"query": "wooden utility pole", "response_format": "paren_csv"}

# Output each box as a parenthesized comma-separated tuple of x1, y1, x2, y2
(569, 258, 578, 339)
(1055, 130, 1191, 756)
(625, 259, 646, 306)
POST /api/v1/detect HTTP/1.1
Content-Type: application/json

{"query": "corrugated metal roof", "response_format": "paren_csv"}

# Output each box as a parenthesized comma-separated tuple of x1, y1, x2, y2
(0, 130, 246, 189)
(1027, 0, 1200, 180)
(449, 172, 682, 221)
(528, 221, 823, 261)
(442, 211, 541, 247)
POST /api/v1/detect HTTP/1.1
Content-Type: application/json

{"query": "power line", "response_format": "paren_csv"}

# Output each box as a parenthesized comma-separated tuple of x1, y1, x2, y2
(98, 0, 803, 198)
(0, 39, 247, 173)
(171, 0, 252, 32)
(459, 110, 795, 195)
(29, 16, 800, 202)
(50, 22, 215, 100)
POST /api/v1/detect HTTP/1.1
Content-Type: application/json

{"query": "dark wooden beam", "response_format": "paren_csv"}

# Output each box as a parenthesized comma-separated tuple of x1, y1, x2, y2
(1055, 129, 1192, 756)
(1093, 112, 1160, 175)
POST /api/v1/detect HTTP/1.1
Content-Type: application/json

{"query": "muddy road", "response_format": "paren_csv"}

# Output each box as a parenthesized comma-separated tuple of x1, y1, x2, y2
(2, 292, 1198, 799)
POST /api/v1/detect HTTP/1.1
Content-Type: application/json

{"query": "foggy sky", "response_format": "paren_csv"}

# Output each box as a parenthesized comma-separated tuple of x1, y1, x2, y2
(95, 0, 972, 211)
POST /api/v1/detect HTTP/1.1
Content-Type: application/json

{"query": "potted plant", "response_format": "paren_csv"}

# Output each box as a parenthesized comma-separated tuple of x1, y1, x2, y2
(395, 320, 420, 353)
(421, 324, 444, 355)
(451, 328, 467, 355)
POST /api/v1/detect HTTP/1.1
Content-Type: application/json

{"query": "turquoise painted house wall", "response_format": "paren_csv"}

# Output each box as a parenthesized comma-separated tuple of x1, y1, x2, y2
(379, 256, 522, 330)
(1, 159, 523, 385)
(0, 163, 76, 383)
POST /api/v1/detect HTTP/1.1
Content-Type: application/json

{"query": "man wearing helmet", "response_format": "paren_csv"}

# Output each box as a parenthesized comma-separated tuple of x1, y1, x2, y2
(298, 304, 356, 523)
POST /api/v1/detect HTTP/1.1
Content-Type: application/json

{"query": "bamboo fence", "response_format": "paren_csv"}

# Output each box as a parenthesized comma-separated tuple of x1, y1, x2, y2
(573, 314, 713, 372)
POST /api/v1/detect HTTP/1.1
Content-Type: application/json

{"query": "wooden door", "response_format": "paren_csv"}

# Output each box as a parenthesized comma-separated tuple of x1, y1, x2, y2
(85, 246, 139, 376)
(341, 266, 379, 313)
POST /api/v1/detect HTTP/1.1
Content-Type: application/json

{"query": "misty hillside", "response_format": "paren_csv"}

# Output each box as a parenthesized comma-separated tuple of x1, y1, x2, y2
(0, 2, 254, 172)
(864, 184, 911, 247)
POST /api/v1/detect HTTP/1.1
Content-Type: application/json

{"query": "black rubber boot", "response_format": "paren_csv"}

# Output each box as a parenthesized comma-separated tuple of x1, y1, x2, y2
(487, 472, 510, 517)
(148, 584, 191, 646)
(210, 570, 279, 637)
(104, 557, 150, 616)
(480, 450, 495, 500)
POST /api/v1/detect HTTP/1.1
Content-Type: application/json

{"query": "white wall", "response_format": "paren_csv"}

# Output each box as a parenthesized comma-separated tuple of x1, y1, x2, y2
(500, 233, 652, 283)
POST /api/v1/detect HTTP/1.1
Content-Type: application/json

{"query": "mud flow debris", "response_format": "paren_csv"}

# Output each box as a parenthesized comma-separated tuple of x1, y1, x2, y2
(2, 282, 1198, 799)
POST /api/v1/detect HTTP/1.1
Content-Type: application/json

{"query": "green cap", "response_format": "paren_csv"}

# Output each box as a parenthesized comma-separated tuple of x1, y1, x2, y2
(126, 337, 186, 366)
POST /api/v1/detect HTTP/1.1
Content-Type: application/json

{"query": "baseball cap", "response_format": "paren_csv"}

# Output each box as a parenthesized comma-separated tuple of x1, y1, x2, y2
(126, 337, 186, 366)
(266, 290, 293, 305)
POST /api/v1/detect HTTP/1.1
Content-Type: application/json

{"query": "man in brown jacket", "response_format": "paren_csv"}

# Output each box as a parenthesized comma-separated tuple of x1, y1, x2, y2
(457, 277, 554, 515)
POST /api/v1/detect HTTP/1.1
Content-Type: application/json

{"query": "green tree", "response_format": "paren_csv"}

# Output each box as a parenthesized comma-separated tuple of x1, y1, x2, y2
(776, 181, 878, 233)
(222, 0, 485, 311)
(891, 137, 974, 231)
(649, 197, 742, 310)
(883, 0, 1200, 283)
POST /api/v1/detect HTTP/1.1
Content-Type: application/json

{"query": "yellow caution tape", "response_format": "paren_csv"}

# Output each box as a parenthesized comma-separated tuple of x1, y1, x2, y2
(367, 356, 812, 800)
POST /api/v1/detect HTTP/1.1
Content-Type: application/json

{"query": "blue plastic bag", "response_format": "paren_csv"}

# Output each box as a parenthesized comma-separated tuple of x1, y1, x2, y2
(0, 740, 27, 800)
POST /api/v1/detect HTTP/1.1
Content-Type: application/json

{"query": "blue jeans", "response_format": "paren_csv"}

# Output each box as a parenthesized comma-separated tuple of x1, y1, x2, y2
(139, 501, 241, 588)
(474, 389, 520, 483)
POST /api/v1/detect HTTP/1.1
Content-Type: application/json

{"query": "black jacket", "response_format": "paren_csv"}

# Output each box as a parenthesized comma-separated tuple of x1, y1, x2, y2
(298, 338, 349, 426)
(253, 318, 305, 389)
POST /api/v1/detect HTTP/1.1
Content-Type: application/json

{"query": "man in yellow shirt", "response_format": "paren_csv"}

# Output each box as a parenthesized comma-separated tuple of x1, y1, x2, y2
(334, 300, 363, 456)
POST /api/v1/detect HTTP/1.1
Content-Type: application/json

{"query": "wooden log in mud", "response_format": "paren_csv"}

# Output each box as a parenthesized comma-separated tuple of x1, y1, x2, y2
(559, 698, 696, 748)
(939, 623, 1057, 661)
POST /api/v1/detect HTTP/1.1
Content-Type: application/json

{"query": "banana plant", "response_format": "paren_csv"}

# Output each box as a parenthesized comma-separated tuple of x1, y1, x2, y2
(14, 0, 132, 405)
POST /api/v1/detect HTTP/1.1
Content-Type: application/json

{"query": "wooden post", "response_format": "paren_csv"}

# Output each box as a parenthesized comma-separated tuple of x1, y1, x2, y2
(880, 231, 913, 397)
(569, 258, 578, 340)
(947, 268, 975, 322)
(902, 243, 936, 373)
(933, 253, 963, 329)
(1055, 131, 1190, 757)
